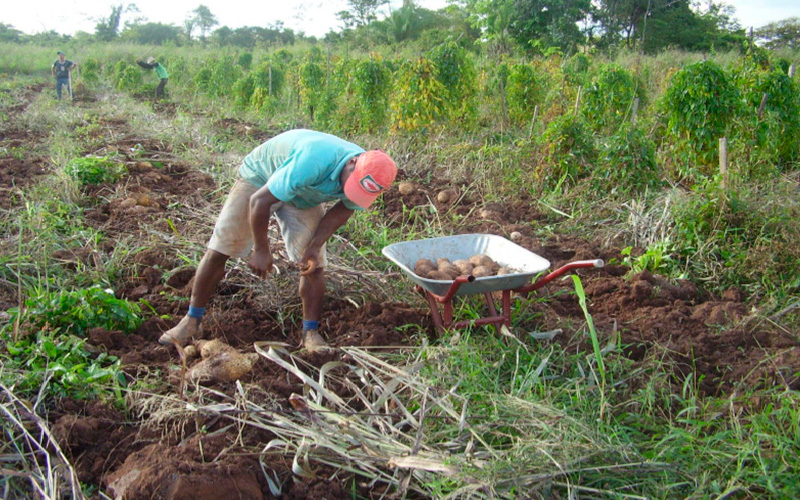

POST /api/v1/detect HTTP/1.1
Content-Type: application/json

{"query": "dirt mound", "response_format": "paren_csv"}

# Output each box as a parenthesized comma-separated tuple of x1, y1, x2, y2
(105, 435, 264, 500)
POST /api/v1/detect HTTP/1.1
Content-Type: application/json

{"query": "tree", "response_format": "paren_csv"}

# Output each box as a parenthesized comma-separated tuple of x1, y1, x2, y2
(507, 0, 592, 52)
(337, 0, 388, 29)
(189, 5, 218, 41)
(756, 17, 800, 50)
(122, 22, 182, 45)
(95, 4, 138, 41)
(0, 23, 23, 43)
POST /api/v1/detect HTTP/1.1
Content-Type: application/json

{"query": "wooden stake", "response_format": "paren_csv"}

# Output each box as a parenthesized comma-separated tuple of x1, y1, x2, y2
(528, 105, 539, 138)
(757, 93, 768, 120)
(574, 86, 582, 115)
(631, 97, 640, 126)
(789, 63, 795, 78)
(719, 137, 728, 189)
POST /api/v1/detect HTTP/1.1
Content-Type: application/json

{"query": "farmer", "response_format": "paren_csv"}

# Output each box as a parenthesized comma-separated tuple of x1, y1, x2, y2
(158, 129, 397, 351)
(136, 57, 169, 99)
(52, 51, 77, 100)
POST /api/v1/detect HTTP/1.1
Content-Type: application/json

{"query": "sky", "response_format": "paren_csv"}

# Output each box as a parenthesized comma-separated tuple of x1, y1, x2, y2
(1, 0, 799, 39)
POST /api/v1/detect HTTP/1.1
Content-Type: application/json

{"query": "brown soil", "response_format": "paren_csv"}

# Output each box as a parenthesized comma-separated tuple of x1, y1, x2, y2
(5, 87, 799, 499)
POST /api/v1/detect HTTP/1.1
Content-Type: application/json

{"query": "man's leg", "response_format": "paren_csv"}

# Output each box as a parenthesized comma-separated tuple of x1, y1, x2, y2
(299, 267, 328, 349)
(156, 78, 167, 98)
(55, 79, 62, 100)
(159, 179, 258, 347)
(276, 204, 329, 350)
(159, 249, 229, 345)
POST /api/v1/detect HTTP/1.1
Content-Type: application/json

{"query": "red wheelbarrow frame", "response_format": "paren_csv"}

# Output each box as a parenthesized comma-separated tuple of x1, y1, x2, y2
(415, 259, 604, 334)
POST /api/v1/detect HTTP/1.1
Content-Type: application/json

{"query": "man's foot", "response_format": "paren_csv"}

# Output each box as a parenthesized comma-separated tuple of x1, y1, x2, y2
(302, 329, 330, 351)
(158, 315, 201, 347)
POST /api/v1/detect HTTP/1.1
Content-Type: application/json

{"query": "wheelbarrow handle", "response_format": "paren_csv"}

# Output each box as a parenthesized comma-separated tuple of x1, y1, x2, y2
(515, 259, 604, 294)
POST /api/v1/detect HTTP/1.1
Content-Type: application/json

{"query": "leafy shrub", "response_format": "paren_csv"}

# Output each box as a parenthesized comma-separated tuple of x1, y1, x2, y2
(65, 155, 127, 185)
(81, 57, 101, 83)
(116, 64, 143, 92)
(583, 64, 639, 133)
(661, 61, 740, 177)
(562, 53, 591, 85)
(353, 57, 392, 132)
(540, 114, 597, 190)
(597, 125, 661, 195)
(429, 40, 477, 124)
(740, 70, 800, 166)
(391, 57, 446, 133)
(237, 52, 253, 70)
(2, 330, 123, 399)
(9, 286, 142, 337)
(506, 62, 546, 126)
(299, 49, 326, 122)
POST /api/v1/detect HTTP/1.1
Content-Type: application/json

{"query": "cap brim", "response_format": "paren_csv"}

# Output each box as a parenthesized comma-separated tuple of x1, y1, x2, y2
(344, 175, 379, 209)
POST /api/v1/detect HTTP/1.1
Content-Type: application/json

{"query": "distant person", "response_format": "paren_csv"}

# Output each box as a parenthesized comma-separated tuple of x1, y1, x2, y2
(136, 57, 169, 99)
(52, 51, 77, 100)
(157, 129, 398, 351)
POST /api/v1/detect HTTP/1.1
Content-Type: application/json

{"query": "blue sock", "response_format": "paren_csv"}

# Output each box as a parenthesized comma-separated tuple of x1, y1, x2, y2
(303, 320, 320, 331)
(188, 306, 206, 320)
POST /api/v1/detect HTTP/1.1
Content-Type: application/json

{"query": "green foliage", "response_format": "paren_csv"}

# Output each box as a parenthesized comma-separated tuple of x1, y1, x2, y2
(621, 240, 681, 277)
(2, 330, 123, 400)
(0, 286, 139, 399)
(298, 49, 326, 122)
(671, 179, 800, 294)
(739, 69, 800, 165)
(115, 63, 143, 92)
(662, 60, 740, 177)
(428, 40, 477, 124)
(65, 155, 127, 185)
(80, 58, 101, 83)
(353, 56, 392, 132)
(597, 125, 661, 195)
(505, 62, 546, 125)
(194, 56, 242, 97)
(9, 286, 142, 337)
(237, 52, 253, 70)
(562, 52, 591, 85)
(582, 64, 639, 133)
(391, 57, 446, 133)
(540, 114, 597, 190)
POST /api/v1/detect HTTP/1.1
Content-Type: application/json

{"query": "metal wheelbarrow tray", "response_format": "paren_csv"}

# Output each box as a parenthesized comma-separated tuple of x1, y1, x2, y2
(383, 234, 603, 333)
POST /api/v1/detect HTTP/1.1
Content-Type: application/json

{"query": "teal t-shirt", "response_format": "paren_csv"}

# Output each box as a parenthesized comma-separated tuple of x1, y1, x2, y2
(155, 63, 168, 79)
(238, 129, 365, 210)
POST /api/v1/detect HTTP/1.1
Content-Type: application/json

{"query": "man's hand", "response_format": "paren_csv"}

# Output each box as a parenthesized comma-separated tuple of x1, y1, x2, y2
(247, 248, 274, 279)
(299, 246, 322, 276)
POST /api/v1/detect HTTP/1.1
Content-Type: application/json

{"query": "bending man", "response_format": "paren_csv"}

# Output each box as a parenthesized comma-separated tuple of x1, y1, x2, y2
(136, 57, 169, 99)
(159, 129, 397, 351)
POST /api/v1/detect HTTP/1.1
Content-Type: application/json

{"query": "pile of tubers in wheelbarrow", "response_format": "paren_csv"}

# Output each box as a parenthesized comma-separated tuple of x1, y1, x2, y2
(414, 254, 515, 280)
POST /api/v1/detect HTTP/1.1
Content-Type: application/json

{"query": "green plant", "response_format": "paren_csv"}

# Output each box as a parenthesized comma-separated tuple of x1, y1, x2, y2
(353, 56, 392, 132)
(2, 331, 124, 399)
(7, 285, 142, 337)
(621, 239, 681, 277)
(582, 64, 640, 133)
(65, 155, 126, 185)
(661, 60, 741, 178)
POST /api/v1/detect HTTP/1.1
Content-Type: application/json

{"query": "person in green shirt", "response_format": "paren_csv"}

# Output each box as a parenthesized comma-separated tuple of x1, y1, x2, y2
(136, 57, 169, 99)
(158, 129, 398, 351)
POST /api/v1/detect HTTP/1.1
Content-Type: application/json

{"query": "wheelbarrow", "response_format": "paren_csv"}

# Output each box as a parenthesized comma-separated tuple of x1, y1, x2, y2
(382, 234, 604, 334)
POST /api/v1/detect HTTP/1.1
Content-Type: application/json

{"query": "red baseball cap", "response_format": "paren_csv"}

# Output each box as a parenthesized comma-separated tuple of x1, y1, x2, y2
(344, 150, 397, 208)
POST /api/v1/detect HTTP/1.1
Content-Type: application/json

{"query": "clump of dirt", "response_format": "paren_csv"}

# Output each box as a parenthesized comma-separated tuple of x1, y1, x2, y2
(105, 434, 264, 500)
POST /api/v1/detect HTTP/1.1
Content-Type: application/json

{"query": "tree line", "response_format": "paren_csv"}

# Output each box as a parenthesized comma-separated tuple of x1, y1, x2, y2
(0, 1, 798, 54)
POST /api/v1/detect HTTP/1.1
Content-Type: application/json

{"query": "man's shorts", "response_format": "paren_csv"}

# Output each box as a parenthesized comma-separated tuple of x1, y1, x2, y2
(208, 178, 328, 267)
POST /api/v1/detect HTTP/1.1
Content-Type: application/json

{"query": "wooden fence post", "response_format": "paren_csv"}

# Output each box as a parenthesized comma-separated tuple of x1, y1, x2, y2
(719, 137, 728, 189)
(757, 93, 768, 120)
(528, 105, 539, 138)
(574, 86, 582, 115)
(631, 97, 640, 126)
